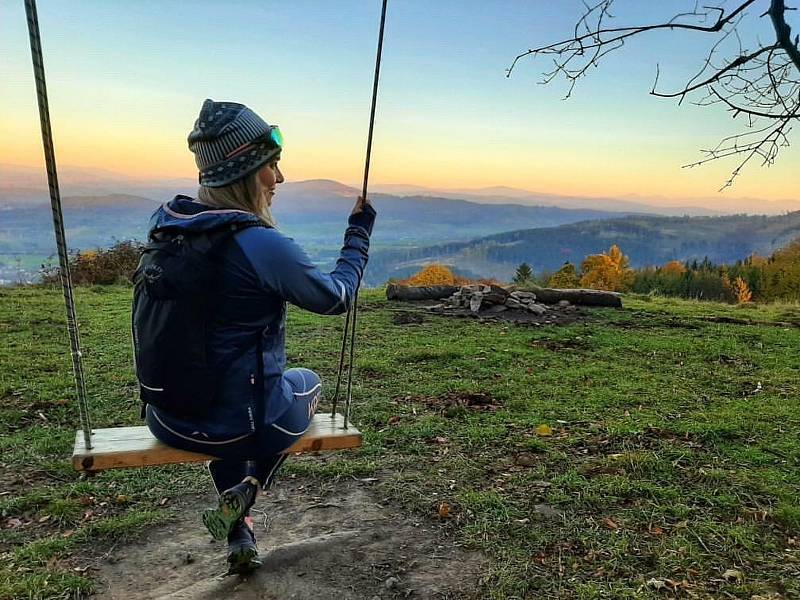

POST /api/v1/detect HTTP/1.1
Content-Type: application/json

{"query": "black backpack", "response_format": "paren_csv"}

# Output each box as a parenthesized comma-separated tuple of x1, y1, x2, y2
(131, 221, 265, 419)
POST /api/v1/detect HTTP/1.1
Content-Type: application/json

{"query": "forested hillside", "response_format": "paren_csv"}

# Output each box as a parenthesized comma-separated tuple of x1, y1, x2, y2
(367, 212, 800, 285)
(0, 184, 627, 284)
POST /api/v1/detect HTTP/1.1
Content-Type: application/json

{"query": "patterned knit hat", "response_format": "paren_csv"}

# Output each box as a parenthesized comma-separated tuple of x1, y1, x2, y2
(187, 99, 282, 188)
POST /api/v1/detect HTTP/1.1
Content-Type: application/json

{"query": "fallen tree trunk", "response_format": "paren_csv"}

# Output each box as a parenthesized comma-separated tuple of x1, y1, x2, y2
(386, 284, 459, 301)
(386, 283, 621, 307)
(528, 287, 622, 308)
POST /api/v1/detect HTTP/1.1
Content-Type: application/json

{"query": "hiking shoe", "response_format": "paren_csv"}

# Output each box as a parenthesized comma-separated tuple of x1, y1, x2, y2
(202, 481, 257, 541)
(226, 517, 260, 575)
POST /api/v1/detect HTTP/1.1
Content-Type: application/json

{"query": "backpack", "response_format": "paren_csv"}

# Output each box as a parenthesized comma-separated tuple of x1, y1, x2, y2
(131, 221, 266, 419)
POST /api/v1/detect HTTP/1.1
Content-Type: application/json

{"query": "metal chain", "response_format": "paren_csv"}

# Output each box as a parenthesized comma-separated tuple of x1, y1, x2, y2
(334, 0, 388, 430)
(24, 0, 93, 449)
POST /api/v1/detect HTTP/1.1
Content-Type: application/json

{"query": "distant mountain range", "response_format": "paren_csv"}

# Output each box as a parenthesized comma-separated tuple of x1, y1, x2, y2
(0, 178, 631, 284)
(4, 162, 799, 216)
(365, 212, 800, 285)
(3, 163, 799, 286)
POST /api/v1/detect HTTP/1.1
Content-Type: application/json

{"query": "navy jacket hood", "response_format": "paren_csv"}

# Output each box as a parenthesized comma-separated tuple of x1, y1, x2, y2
(148, 195, 264, 236)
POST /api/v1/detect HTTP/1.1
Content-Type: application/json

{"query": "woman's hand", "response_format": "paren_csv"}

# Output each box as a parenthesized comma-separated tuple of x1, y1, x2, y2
(348, 195, 376, 236)
(351, 196, 372, 215)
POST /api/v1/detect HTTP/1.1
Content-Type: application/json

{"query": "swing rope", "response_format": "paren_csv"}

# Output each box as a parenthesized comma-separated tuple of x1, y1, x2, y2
(25, 0, 387, 445)
(24, 0, 93, 450)
(332, 0, 388, 430)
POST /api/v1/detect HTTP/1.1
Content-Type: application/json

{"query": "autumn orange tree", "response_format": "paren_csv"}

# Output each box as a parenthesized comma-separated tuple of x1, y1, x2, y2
(547, 262, 580, 288)
(731, 276, 753, 303)
(763, 239, 800, 300)
(579, 244, 633, 291)
(661, 260, 686, 276)
(398, 264, 461, 287)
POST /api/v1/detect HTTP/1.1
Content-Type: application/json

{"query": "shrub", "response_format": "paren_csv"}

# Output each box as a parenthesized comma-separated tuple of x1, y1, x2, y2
(397, 264, 462, 286)
(547, 262, 580, 288)
(731, 276, 753, 304)
(41, 241, 143, 286)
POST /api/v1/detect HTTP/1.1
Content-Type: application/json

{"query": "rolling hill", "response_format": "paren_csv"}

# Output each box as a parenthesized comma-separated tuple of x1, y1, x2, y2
(0, 182, 629, 284)
(365, 212, 800, 285)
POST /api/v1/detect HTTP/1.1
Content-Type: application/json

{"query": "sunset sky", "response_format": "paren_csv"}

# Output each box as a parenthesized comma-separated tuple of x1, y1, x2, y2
(1, 0, 798, 208)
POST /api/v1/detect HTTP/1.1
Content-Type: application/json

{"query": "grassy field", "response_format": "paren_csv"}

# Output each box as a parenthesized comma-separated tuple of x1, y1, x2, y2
(1, 285, 798, 599)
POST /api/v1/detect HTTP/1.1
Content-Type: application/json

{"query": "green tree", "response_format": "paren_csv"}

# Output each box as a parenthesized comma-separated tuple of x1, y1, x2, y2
(513, 262, 533, 285)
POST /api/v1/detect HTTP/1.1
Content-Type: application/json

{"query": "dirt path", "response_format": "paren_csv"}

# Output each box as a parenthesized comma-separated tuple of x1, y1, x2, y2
(94, 477, 485, 600)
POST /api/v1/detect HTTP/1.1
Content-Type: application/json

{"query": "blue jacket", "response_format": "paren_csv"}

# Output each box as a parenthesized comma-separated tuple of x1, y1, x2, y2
(146, 195, 374, 441)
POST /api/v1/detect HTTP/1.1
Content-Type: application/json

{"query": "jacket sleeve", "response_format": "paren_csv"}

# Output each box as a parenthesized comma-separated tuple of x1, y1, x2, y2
(245, 205, 375, 315)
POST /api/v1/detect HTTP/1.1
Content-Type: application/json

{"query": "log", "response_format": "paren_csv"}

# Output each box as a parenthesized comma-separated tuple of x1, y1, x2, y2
(527, 287, 622, 308)
(386, 284, 459, 301)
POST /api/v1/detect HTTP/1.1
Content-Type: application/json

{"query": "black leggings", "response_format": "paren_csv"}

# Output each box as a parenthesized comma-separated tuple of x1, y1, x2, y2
(146, 367, 322, 493)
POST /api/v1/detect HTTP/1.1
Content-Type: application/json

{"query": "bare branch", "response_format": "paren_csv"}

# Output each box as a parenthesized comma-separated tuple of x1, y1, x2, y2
(769, 0, 800, 71)
(510, 0, 800, 188)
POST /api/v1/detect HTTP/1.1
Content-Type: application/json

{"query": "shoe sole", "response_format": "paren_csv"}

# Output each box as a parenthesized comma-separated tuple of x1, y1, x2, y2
(227, 547, 261, 575)
(202, 488, 249, 541)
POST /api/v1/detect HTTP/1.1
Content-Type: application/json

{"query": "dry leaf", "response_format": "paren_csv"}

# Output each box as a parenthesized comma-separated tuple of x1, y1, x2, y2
(437, 501, 452, 519)
(515, 452, 538, 467)
(535, 424, 553, 437)
(602, 517, 619, 530)
(646, 577, 677, 590)
(115, 494, 129, 504)
(722, 568, 743, 583)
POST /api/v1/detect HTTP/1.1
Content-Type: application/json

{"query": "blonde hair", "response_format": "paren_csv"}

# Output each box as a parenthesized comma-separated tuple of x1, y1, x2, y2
(197, 167, 276, 227)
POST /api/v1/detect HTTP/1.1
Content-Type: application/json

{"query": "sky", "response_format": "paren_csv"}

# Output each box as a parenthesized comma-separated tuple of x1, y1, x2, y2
(1, 0, 798, 208)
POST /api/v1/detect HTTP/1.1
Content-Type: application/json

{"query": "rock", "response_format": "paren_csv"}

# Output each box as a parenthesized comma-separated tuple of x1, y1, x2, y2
(482, 304, 508, 314)
(384, 576, 400, 590)
(469, 294, 483, 313)
(505, 298, 525, 309)
(527, 303, 548, 315)
(484, 285, 510, 305)
(510, 291, 537, 301)
(558, 300, 571, 307)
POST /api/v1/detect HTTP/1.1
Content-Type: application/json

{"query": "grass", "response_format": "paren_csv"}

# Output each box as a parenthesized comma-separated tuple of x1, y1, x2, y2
(1, 285, 799, 598)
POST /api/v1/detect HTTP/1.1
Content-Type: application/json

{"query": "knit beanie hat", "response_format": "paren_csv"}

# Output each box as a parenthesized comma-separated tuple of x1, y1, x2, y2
(187, 99, 281, 187)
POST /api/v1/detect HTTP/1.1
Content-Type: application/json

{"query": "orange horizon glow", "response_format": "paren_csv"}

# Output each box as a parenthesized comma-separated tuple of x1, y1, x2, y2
(3, 1, 798, 213)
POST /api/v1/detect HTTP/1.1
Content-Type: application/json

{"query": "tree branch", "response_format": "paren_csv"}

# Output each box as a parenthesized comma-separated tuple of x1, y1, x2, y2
(509, 0, 799, 188)
(768, 0, 800, 71)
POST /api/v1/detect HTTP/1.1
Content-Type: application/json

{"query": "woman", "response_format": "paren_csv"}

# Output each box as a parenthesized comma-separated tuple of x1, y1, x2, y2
(141, 99, 375, 573)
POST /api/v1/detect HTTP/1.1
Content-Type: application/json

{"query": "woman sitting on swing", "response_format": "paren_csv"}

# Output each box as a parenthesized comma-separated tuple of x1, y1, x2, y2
(138, 99, 375, 573)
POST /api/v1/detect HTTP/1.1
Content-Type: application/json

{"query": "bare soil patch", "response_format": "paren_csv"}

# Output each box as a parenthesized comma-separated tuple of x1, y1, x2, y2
(528, 337, 591, 352)
(428, 304, 588, 327)
(391, 311, 425, 326)
(92, 477, 485, 600)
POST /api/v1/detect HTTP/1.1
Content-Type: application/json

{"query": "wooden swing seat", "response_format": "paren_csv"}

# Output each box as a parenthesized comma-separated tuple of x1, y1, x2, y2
(72, 413, 362, 472)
